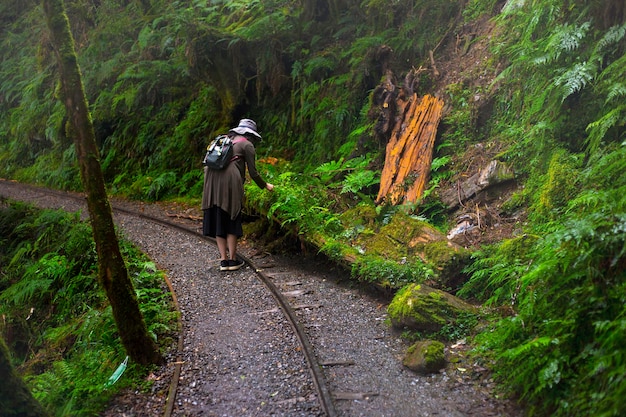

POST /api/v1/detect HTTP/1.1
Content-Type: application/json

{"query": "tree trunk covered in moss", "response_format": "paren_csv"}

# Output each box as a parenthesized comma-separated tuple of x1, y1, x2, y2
(42, 0, 163, 366)
(0, 337, 49, 417)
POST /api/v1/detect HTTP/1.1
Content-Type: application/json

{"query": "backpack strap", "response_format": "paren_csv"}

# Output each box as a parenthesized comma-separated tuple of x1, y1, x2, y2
(229, 137, 247, 163)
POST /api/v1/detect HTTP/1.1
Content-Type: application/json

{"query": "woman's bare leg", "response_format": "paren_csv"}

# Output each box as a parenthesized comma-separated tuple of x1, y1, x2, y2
(216, 236, 228, 260)
(227, 234, 238, 260)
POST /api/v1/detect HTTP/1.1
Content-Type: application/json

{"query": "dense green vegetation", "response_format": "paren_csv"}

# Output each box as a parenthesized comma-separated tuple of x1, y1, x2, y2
(1, 0, 625, 415)
(0, 200, 177, 415)
(456, 3, 626, 415)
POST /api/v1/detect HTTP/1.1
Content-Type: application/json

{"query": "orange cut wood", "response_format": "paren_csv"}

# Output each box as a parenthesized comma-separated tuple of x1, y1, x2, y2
(376, 93, 444, 206)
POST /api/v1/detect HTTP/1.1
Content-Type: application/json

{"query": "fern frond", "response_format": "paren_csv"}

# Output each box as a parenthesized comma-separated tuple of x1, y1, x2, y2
(341, 170, 378, 194)
(596, 23, 626, 52)
(430, 155, 451, 172)
(303, 55, 337, 78)
(147, 171, 177, 200)
(500, 336, 555, 360)
(558, 22, 590, 53)
(9, 242, 34, 268)
(0, 275, 53, 305)
(53, 359, 75, 382)
(312, 159, 344, 183)
(606, 83, 626, 103)
(554, 61, 595, 101)
(585, 105, 625, 153)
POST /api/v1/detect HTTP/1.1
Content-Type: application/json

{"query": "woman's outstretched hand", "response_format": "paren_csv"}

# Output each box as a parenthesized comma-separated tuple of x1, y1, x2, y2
(266, 183, 274, 191)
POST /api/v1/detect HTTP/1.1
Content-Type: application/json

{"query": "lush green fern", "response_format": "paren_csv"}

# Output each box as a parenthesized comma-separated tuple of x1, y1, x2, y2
(465, 145, 626, 416)
(341, 169, 378, 195)
(1, 201, 177, 416)
(311, 158, 345, 184)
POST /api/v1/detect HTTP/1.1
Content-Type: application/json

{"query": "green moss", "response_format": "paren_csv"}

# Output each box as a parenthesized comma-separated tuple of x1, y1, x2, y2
(415, 240, 472, 289)
(362, 212, 434, 260)
(422, 340, 445, 365)
(500, 189, 527, 214)
(403, 340, 446, 374)
(498, 234, 539, 260)
(351, 255, 421, 288)
(427, 290, 442, 301)
(531, 150, 582, 220)
(319, 237, 358, 263)
(388, 283, 478, 332)
(388, 284, 449, 331)
(339, 203, 377, 229)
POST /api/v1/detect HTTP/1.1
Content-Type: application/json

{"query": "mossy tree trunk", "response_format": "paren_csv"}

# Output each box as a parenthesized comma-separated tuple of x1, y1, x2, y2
(42, 0, 163, 366)
(0, 337, 49, 417)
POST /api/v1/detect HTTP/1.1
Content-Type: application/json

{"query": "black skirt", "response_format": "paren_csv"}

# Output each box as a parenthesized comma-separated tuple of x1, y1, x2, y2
(203, 206, 243, 238)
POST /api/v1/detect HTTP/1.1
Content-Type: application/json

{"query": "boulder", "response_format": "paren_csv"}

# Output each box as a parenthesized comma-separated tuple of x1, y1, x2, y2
(387, 283, 478, 332)
(352, 212, 471, 289)
(403, 340, 446, 374)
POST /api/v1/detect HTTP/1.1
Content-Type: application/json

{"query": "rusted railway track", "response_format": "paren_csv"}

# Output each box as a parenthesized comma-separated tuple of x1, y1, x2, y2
(0, 180, 337, 417)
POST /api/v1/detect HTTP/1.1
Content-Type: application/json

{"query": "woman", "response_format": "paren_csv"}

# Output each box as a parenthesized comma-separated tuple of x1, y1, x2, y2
(202, 119, 274, 271)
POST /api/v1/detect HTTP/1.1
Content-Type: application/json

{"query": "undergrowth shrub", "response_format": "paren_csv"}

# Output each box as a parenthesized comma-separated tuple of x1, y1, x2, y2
(245, 158, 446, 289)
(491, 1, 626, 172)
(0, 200, 176, 416)
(459, 234, 539, 304)
(463, 145, 626, 417)
(529, 149, 583, 222)
(245, 161, 350, 238)
(351, 255, 434, 289)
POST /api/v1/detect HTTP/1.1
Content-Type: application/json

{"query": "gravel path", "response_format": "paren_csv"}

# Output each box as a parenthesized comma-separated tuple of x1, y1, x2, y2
(0, 180, 523, 417)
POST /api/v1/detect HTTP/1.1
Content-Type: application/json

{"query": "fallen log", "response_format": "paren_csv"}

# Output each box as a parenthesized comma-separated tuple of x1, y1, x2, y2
(439, 160, 515, 210)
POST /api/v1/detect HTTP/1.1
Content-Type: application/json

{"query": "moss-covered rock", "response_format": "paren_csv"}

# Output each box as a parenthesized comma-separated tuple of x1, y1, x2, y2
(414, 240, 472, 290)
(334, 211, 466, 287)
(361, 212, 442, 260)
(387, 283, 478, 332)
(403, 340, 446, 374)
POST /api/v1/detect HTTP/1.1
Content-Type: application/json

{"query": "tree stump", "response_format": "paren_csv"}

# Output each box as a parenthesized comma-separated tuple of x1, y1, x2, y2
(376, 93, 444, 205)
